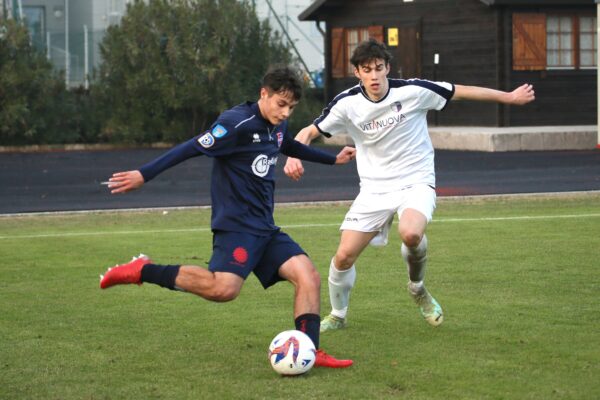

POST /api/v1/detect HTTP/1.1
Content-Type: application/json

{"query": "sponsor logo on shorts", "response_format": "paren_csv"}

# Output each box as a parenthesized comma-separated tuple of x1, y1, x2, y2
(229, 246, 248, 267)
(211, 124, 228, 138)
(345, 217, 359, 223)
(198, 132, 215, 148)
(251, 154, 278, 177)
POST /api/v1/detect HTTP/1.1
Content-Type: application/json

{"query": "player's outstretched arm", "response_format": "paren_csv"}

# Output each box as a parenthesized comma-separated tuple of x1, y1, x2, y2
(107, 170, 145, 194)
(453, 83, 535, 105)
(335, 146, 356, 165)
(285, 124, 321, 181)
(105, 138, 204, 194)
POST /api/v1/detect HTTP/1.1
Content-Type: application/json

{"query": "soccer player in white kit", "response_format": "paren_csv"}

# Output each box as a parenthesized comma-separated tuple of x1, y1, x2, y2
(285, 39, 535, 331)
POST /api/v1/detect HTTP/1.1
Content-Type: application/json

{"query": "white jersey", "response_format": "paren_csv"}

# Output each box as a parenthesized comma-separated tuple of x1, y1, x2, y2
(315, 79, 454, 193)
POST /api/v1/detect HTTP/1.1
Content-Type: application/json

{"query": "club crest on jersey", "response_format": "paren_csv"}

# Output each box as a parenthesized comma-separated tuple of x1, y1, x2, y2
(198, 132, 215, 148)
(252, 154, 278, 177)
(391, 101, 403, 113)
(211, 124, 228, 138)
(276, 131, 283, 148)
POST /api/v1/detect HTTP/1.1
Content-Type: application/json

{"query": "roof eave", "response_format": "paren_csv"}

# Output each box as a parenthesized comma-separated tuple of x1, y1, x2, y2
(298, 0, 328, 21)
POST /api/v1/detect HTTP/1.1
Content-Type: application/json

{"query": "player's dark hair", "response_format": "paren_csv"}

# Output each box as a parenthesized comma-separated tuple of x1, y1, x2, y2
(350, 38, 393, 68)
(261, 65, 303, 101)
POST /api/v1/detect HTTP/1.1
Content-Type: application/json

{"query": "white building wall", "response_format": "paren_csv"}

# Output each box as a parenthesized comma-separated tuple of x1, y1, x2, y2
(254, 0, 324, 72)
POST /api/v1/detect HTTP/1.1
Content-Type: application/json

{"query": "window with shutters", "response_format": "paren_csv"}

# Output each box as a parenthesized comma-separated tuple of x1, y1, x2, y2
(346, 28, 370, 75)
(579, 16, 597, 69)
(330, 26, 384, 78)
(513, 13, 596, 71)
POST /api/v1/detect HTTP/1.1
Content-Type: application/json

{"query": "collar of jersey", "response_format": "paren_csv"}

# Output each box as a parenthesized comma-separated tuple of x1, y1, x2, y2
(249, 101, 275, 129)
(359, 80, 391, 104)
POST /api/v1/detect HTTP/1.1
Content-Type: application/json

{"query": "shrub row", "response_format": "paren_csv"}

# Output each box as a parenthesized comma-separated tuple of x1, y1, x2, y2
(0, 0, 323, 146)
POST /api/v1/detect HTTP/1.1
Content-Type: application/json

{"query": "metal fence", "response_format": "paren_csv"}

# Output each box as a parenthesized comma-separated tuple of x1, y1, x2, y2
(4, 0, 112, 88)
(36, 27, 106, 88)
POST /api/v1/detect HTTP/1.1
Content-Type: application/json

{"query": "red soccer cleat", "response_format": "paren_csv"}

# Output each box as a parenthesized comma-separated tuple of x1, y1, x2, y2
(100, 254, 152, 289)
(314, 349, 353, 368)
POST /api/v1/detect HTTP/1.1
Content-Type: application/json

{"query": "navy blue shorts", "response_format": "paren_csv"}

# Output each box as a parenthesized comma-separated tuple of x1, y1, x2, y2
(208, 230, 306, 289)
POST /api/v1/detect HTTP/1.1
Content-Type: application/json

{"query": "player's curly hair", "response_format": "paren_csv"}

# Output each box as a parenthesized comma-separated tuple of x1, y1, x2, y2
(350, 38, 393, 68)
(261, 65, 303, 101)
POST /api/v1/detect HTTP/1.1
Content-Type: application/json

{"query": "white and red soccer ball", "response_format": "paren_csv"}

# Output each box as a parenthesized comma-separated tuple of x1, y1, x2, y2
(268, 330, 316, 375)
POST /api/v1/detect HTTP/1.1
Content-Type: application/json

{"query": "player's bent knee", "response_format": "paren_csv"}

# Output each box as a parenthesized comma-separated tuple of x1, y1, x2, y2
(305, 268, 321, 290)
(283, 257, 321, 290)
(335, 251, 357, 269)
(297, 265, 321, 288)
(400, 231, 422, 248)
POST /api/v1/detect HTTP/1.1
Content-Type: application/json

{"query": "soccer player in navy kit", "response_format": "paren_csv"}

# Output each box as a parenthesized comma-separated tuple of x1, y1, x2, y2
(100, 66, 356, 368)
(285, 39, 535, 332)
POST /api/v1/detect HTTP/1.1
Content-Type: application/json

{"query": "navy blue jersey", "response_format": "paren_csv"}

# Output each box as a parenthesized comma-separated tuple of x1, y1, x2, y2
(139, 101, 336, 236)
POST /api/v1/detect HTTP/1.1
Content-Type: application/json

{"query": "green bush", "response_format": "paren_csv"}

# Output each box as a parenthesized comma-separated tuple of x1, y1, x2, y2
(287, 87, 325, 137)
(0, 19, 69, 145)
(96, 0, 307, 144)
(0, 1, 326, 146)
(0, 19, 104, 145)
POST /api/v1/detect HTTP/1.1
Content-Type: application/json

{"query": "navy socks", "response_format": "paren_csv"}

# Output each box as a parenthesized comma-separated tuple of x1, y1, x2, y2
(141, 264, 181, 290)
(295, 313, 320, 349)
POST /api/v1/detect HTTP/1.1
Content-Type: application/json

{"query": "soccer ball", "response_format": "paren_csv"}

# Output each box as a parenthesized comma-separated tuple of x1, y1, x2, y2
(268, 330, 316, 375)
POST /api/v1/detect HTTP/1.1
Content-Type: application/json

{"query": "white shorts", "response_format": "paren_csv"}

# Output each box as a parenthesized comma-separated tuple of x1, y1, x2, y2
(340, 184, 436, 246)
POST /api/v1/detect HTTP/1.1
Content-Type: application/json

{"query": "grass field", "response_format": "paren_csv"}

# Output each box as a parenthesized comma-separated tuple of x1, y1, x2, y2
(1, 193, 599, 399)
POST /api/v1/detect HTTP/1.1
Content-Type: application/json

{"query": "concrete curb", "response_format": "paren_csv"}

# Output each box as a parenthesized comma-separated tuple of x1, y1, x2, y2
(0, 142, 174, 153)
(429, 125, 597, 151)
(323, 125, 599, 152)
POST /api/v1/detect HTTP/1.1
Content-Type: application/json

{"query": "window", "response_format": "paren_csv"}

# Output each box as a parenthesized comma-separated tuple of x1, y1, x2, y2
(331, 26, 383, 78)
(345, 28, 370, 75)
(23, 6, 45, 50)
(579, 16, 597, 69)
(107, 0, 125, 26)
(546, 16, 573, 68)
(513, 13, 596, 71)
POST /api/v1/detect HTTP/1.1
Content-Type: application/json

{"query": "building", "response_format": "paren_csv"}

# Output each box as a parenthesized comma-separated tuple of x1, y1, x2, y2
(299, 0, 597, 127)
(5, 0, 133, 87)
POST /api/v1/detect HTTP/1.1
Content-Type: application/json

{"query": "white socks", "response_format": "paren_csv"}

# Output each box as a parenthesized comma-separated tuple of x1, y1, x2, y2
(328, 258, 356, 320)
(401, 234, 428, 283)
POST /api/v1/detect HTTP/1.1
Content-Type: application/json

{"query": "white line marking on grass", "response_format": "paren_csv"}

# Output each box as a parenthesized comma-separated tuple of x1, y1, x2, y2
(0, 214, 599, 240)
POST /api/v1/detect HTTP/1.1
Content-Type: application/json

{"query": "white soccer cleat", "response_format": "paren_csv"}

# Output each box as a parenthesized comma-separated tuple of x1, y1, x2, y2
(408, 283, 444, 327)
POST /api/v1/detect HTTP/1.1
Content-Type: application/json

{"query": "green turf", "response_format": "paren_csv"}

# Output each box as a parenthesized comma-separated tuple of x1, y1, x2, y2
(1, 193, 599, 399)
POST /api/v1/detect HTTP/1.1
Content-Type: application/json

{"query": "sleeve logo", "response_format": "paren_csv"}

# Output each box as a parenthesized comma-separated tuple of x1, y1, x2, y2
(198, 132, 215, 148)
(211, 124, 228, 138)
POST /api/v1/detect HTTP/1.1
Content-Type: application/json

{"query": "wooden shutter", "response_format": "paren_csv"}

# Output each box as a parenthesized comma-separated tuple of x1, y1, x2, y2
(513, 13, 546, 70)
(368, 25, 384, 43)
(331, 27, 345, 78)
